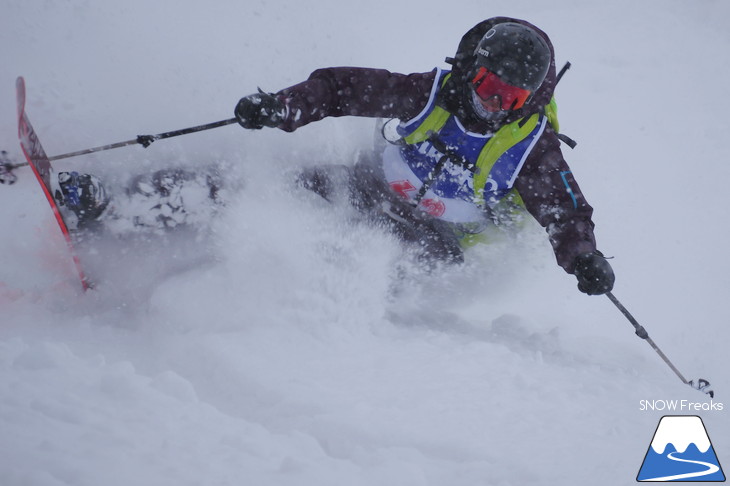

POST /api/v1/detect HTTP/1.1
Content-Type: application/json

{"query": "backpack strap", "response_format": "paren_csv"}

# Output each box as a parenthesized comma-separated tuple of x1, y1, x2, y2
(548, 62, 578, 149)
(401, 74, 453, 145)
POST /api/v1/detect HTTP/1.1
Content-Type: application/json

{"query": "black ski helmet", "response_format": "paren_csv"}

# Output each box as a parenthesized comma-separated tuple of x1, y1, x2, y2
(472, 22, 551, 92)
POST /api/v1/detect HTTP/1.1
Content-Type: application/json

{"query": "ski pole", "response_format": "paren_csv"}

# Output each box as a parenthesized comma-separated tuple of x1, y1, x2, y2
(606, 291, 714, 397)
(49, 117, 238, 161)
(7, 117, 238, 171)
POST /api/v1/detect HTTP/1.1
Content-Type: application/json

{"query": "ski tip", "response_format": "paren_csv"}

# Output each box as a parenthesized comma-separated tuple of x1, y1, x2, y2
(16, 76, 26, 96)
(16, 76, 26, 125)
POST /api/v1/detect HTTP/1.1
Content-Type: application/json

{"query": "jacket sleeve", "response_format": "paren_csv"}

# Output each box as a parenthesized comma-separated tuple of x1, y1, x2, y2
(275, 67, 437, 132)
(513, 127, 598, 274)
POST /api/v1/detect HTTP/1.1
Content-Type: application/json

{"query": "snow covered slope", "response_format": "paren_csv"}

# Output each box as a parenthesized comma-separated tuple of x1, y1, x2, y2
(1, 1, 728, 485)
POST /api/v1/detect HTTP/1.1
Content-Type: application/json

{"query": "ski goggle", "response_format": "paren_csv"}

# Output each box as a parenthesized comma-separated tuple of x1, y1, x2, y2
(471, 67, 532, 111)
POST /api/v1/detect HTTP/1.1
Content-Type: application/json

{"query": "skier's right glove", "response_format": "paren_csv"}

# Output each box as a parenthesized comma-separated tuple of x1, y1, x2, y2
(573, 251, 615, 295)
(234, 90, 286, 130)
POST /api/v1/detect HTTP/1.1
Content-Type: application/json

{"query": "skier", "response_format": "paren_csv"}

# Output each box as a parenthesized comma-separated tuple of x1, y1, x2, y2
(232, 17, 615, 295)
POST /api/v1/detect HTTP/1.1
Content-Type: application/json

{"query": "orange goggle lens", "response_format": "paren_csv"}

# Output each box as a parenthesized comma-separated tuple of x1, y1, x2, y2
(471, 67, 531, 111)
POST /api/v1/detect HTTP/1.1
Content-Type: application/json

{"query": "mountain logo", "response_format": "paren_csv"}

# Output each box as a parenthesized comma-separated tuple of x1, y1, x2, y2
(637, 415, 725, 482)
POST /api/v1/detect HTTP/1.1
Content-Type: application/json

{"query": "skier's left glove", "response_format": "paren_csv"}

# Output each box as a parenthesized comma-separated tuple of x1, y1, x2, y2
(234, 90, 286, 130)
(573, 251, 615, 295)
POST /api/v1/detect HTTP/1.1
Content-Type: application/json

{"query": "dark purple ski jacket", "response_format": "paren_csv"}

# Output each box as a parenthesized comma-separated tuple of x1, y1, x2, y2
(271, 19, 598, 274)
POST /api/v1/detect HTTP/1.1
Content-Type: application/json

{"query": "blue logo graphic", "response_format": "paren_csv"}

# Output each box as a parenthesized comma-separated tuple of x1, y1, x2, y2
(637, 415, 725, 482)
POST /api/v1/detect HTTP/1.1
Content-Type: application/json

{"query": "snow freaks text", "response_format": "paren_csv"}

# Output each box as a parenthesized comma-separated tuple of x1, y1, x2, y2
(639, 400, 724, 412)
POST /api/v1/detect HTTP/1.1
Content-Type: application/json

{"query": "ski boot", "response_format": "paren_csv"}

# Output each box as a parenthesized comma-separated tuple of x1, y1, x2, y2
(55, 171, 110, 229)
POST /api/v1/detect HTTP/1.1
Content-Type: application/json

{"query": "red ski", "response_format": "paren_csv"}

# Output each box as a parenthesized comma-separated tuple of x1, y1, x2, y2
(16, 76, 92, 291)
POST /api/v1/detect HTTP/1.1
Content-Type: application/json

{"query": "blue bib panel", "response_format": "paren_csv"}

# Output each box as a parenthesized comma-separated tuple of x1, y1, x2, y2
(382, 69, 547, 224)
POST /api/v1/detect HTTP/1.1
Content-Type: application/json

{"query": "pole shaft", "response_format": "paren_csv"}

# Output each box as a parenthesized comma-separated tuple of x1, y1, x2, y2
(644, 335, 689, 384)
(152, 118, 238, 141)
(47, 117, 238, 162)
(606, 292, 688, 384)
(48, 139, 138, 161)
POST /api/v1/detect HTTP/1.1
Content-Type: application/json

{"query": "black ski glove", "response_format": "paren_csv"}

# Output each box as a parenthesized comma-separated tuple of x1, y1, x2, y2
(234, 90, 286, 129)
(573, 251, 615, 295)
